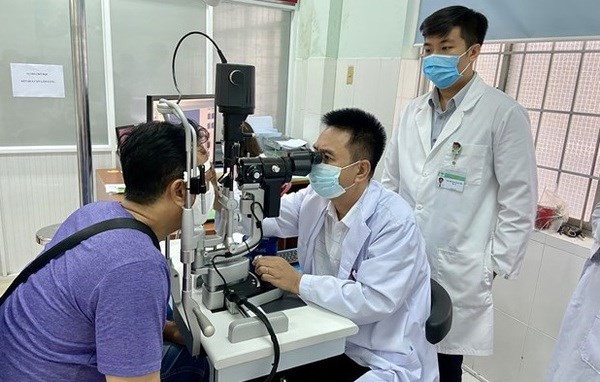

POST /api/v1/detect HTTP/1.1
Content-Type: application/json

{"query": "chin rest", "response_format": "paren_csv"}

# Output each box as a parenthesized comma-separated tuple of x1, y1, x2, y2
(426, 279, 453, 344)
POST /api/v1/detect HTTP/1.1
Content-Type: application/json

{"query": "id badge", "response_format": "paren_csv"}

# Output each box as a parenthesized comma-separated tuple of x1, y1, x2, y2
(437, 167, 467, 193)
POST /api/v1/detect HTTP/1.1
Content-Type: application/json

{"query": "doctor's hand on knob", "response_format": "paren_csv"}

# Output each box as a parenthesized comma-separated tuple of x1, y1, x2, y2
(253, 255, 301, 295)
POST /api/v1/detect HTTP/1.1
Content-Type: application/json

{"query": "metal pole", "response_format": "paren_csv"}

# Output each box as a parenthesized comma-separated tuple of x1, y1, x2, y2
(70, 0, 94, 205)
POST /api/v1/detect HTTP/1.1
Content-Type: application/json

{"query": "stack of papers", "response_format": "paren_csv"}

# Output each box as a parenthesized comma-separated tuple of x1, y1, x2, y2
(276, 138, 308, 150)
(246, 115, 281, 138)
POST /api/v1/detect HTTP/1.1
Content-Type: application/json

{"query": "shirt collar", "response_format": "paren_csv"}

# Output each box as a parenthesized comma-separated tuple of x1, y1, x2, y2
(428, 73, 478, 112)
(326, 185, 369, 228)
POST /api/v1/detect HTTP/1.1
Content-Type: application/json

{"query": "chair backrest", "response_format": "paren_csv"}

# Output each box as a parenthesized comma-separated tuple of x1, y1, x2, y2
(115, 124, 135, 149)
(426, 279, 453, 344)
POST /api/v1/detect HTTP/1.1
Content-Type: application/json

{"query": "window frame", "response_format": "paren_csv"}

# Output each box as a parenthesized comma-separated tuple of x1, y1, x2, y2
(209, 0, 296, 139)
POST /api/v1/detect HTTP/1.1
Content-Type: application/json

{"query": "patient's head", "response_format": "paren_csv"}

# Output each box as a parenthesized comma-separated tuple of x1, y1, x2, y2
(119, 121, 187, 205)
(239, 122, 263, 158)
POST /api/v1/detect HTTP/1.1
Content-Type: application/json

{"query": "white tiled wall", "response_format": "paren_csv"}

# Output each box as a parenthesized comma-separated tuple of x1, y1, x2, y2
(530, 245, 586, 338)
(289, 57, 337, 146)
(493, 239, 543, 324)
(289, 56, 420, 180)
(465, 231, 593, 382)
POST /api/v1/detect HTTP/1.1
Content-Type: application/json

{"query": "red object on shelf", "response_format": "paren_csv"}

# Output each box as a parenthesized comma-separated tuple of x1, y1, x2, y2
(536, 205, 555, 230)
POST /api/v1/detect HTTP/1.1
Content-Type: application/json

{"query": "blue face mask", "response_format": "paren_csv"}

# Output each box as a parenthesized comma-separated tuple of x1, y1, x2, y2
(422, 48, 472, 89)
(309, 162, 358, 199)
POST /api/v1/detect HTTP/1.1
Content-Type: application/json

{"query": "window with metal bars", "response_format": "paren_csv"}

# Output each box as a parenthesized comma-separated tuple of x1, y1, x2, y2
(421, 40, 600, 227)
(213, 1, 292, 132)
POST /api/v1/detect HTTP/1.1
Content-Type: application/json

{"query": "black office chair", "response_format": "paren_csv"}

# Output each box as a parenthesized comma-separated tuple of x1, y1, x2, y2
(426, 279, 453, 344)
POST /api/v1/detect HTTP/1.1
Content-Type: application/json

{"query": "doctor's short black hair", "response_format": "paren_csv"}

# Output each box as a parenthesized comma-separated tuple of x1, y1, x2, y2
(420, 5, 488, 46)
(321, 108, 386, 177)
(119, 121, 187, 204)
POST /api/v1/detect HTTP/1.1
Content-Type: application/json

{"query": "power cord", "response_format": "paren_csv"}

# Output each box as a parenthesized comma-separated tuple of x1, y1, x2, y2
(171, 31, 228, 103)
(250, 201, 264, 239)
(210, 201, 279, 381)
(225, 291, 281, 382)
(211, 254, 281, 382)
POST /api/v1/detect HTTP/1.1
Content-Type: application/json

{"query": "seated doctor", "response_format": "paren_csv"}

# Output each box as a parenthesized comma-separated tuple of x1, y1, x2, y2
(547, 201, 600, 381)
(253, 108, 438, 382)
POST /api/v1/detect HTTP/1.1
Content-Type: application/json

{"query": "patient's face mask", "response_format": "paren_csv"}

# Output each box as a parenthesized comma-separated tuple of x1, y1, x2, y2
(422, 47, 473, 89)
(192, 161, 215, 227)
(308, 162, 359, 199)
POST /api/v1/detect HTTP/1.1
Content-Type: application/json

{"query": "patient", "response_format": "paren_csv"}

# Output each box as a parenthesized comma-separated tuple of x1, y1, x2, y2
(0, 121, 208, 382)
(252, 108, 439, 381)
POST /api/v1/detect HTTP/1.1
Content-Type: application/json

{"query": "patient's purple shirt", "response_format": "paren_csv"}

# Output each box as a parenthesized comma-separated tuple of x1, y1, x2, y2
(0, 202, 169, 381)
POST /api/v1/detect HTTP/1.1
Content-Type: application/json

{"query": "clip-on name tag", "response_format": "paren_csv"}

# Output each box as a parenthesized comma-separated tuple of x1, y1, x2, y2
(437, 141, 466, 193)
(437, 168, 466, 192)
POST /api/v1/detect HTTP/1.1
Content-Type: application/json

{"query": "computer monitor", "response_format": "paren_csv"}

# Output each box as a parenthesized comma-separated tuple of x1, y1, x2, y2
(146, 94, 218, 165)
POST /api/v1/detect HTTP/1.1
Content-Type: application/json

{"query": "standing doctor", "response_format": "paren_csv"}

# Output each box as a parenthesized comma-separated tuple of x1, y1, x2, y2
(547, 202, 600, 381)
(381, 6, 537, 381)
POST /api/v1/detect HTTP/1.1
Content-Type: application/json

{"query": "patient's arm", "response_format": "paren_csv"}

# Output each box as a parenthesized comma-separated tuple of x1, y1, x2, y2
(106, 372, 160, 382)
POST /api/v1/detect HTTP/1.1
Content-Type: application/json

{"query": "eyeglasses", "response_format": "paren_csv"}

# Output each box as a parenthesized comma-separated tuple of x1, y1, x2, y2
(197, 125, 210, 145)
(168, 116, 210, 145)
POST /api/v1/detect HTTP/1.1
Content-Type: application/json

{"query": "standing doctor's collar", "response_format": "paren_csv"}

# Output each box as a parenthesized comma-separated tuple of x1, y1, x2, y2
(428, 72, 478, 112)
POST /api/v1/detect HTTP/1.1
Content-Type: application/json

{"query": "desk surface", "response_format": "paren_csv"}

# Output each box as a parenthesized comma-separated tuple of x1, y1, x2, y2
(96, 169, 125, 202)
(165, 239, 358, 381)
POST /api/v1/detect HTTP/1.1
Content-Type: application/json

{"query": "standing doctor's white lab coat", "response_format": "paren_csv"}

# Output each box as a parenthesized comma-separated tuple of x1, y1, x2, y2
(547, 203, 600, 381)
(263, 181, 438, 382)
(382, 75, 537, 355)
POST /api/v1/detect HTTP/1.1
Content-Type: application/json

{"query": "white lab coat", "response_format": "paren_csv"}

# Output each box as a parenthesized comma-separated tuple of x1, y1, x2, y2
(382, 75, 537, 355)
(263, 181, 438, 382)
(547, 203, 600, 381)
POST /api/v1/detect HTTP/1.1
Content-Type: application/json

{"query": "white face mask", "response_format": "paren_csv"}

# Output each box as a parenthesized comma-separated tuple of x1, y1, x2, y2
(192, 161, 215, 227)
(308, 161, 358, 199)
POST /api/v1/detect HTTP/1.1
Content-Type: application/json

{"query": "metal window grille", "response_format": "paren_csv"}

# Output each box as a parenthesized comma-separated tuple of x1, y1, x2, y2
(213, 2, 292, 131)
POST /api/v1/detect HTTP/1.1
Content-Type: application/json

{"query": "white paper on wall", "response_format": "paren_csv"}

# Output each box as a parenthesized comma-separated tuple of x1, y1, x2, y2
(10, 63, 65, 98)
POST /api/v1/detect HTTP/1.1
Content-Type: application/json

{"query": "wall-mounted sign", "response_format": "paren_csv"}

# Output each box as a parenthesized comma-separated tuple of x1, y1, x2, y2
(10, 63, 65, 98)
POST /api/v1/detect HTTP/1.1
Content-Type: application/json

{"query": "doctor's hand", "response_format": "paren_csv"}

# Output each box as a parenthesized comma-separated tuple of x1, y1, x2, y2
(253, 255, 302, 295)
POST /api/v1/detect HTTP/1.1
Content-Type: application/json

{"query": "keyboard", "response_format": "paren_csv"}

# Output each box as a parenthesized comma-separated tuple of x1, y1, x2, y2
(277, 248, 298, 264)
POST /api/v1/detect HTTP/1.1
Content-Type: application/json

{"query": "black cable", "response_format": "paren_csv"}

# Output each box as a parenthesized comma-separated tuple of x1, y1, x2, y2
(211, 254, 230, 308)
(225, 293, 280, 382)
(210, 254, 229, 286)
(245, 200, 281, 382)
(171, 31, 228, 103)
(250, 201, 264, 238)
(216, 199, 279, 381)
(242, 299, 280, 382)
